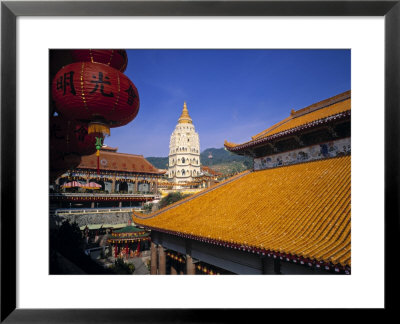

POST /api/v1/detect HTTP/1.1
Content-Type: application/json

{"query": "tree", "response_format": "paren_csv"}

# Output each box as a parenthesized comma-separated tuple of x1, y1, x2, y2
(143, 203, 153, 213)
(158, 192, 191, 209)
(110, 258, 135, 274)
(50, 220, 113, 274)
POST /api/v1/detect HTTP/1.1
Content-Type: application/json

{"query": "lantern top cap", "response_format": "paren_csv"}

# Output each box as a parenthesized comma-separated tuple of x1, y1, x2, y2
(178, 101, 192, 124)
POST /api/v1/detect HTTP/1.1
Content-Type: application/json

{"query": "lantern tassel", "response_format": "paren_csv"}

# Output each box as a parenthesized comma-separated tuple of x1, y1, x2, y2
(96, 149, 100, 175)
(88, 122, 110, 136)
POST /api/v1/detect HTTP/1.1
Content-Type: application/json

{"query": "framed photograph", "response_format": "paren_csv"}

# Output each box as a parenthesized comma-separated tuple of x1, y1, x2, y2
(1, 0, 398, 321)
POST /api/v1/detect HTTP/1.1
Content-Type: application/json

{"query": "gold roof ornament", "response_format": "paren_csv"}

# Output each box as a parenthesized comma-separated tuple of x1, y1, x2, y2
(178, 101, 193, 124)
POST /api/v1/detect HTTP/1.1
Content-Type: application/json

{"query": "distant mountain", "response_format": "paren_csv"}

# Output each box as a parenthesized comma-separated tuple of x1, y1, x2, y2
(146, 148, 252, 175)
(146, 157, 168, 170)
(200, 148, 251, 167)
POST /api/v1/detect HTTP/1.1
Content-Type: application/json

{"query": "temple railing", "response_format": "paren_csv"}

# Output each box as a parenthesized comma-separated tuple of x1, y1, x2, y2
(54, 206, 143, 215)
(50, 193, 160, 199)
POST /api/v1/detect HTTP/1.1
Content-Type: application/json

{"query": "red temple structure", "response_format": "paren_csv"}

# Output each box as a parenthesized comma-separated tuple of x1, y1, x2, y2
(51, 146, 166, 208)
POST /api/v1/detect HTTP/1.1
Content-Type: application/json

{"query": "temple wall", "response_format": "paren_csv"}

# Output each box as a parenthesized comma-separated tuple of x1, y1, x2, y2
(254, 137, 351, 171)
(52, 211, 133, 227)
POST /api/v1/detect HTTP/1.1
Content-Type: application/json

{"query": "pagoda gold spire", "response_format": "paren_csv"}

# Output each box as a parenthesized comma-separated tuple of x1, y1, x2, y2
(178, 101, 193, 124)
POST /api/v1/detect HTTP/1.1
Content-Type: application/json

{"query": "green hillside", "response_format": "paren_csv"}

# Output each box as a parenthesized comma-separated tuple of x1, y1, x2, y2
(146, 157, 168, 170)
(146, 148, 252, 175)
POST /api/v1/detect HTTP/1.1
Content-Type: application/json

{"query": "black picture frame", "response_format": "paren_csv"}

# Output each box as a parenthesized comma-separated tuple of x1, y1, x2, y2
(1, 0, 398, 322)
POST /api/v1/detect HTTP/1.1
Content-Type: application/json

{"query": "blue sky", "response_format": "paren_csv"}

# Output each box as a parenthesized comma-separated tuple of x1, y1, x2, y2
(104, 49, 350, 157)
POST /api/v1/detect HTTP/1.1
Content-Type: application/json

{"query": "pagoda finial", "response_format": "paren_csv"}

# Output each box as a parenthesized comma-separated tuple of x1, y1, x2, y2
(178, 101, 192, 124)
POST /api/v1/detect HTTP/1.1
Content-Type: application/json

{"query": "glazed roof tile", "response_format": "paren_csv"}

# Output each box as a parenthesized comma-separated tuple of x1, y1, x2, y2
(133, 156, 351, 267)
(77, 150, 164, 174)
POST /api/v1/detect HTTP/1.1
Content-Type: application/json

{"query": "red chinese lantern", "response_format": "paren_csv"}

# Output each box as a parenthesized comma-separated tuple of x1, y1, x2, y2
(50, 151, 81, 173)
(50, 116, 104, 156)
(51, 62, 140, 136)
(70, 49, 128, 72)
(72, 122, 103, 156)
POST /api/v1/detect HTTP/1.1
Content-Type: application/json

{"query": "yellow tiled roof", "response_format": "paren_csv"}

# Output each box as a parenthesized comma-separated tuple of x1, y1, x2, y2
(225, 91, 351, 150)
(253, 97, 351, 139)
(133, 156, 351, 267)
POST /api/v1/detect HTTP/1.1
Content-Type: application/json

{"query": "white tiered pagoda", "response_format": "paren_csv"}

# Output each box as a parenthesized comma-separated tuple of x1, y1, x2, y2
(168, 102, 201, 184)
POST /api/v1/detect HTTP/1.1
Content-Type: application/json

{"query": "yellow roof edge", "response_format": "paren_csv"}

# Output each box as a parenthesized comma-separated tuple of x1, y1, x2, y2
(132, 169, 252, 221)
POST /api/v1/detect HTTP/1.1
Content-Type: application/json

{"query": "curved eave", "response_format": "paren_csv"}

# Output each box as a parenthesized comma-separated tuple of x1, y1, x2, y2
(75, 166, 164, 176)
(225, 111, 351, 153)
(134, 223, 350, 274)
(107, 236, 150, 243)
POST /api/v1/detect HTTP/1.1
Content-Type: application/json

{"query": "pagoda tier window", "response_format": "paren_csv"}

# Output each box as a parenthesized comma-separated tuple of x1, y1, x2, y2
(182, 169, 185, 175)
(182, 157, 185, 163)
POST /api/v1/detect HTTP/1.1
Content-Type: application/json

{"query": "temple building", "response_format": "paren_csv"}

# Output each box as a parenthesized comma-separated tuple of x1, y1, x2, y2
(107, 225, 151, 259)
(51, 145, 165, 208)
(168, 102, 201, 185)
(133, 90, 351, 275)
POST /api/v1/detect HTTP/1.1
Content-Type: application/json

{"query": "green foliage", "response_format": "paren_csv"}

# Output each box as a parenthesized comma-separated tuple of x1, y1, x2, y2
(50, 220, 113, 274)
(143, 203, 153, 213)
(50, 220, 83, 259)
(146, 157, 168, 169)
(211, 161, 252, 176)
(110, 258, 135, 274)
(158, 192, 191, 209)
(200, 148, 252, 167)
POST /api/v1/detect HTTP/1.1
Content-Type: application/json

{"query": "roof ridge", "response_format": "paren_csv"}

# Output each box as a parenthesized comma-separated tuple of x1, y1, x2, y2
(250, 90, 351, 141)
(101, 151, 144, 157)
(292, 90, 351, 118)
(226, 109, 351, 150)
(251, 115, 293, 140)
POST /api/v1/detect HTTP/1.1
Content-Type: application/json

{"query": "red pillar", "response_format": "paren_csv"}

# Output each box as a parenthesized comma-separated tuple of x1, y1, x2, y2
(150, 242, 158, 275)
(158, 246, 166, 275)
(186, 255, 196, 275)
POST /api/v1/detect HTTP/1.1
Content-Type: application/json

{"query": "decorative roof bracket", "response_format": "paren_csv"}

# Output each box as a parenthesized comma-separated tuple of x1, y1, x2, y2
(293, 135, 305, 146)
(326, 126, 338, 138)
